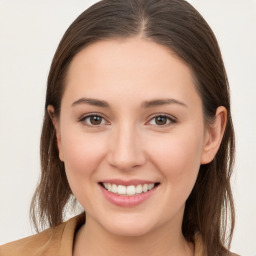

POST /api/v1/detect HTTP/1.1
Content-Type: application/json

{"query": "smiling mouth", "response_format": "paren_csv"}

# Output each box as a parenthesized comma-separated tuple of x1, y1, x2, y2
(99, 182, 160, 196)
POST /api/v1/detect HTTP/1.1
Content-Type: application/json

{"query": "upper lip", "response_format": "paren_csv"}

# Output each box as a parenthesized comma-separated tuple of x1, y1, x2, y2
(99, 179, 159, 186)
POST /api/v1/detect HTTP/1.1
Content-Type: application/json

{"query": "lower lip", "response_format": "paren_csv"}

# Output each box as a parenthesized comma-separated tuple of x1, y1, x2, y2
(99, 185, 158, 207)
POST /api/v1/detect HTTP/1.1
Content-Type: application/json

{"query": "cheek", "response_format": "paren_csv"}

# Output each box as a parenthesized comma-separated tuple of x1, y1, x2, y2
(59, 130, 108, 210)
(147, 127, 204, 186)
(60, 128, 107, 178)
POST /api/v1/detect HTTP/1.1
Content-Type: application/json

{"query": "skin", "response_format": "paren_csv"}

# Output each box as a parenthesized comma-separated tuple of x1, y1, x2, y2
(49, 37, 227, 256)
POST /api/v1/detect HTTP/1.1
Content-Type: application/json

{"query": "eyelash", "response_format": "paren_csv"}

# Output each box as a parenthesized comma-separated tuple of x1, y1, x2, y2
(79, 113, 109, 127)
(79, 113, 177, 128)
(147, 114, 177, 127)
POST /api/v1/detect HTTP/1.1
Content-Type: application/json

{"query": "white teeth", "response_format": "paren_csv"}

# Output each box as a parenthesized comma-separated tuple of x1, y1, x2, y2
(107, 183, 112, 191)
(142, 184, 148, 192)
(117, 185, 126, 195)
(127, 185, 136, 196)
(148, 183, 154, 190)
(112, 184, 118, 193)
(136, 184, 143, 194)
(102, 182, 156, 196)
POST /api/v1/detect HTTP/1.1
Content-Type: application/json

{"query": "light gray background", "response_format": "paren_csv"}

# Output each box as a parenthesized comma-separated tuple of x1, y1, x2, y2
(0, 0, 255, 255)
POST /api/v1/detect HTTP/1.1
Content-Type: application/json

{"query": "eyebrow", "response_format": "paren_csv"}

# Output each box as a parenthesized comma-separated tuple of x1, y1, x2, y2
(71, 97, 187, 108)
(141, 98, 187, 108)
(72, 98, 110, 108)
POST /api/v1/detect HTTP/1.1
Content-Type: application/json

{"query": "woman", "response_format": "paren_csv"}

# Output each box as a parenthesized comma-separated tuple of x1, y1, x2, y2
(0, 0, 238, 255)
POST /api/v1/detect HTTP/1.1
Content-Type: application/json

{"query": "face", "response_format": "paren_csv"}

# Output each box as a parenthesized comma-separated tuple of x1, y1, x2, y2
(52, 38, 215, 237)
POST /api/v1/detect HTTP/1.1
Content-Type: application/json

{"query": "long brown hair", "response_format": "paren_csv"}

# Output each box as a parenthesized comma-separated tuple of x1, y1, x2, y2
(30, 0, 235, 255)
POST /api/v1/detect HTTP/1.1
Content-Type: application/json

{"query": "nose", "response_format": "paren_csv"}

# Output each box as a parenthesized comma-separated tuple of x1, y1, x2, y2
(107, 123, 146, 171)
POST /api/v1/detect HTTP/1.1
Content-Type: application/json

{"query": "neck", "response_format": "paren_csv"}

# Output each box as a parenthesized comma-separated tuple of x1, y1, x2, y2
(73, 214, 194, 256)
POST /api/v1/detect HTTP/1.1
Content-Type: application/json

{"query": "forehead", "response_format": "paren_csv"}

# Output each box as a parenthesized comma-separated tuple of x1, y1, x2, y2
(63, 38, 200, 108)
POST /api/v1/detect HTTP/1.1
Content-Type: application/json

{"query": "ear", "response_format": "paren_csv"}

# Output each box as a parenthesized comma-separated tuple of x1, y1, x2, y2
(200, 106, 227, 164)
(47, 105, 64, 161)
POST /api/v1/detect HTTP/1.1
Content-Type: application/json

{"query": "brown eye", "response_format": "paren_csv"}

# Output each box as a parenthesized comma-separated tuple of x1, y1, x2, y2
(147, 114, 176, 126)
(90, 116, 102, 125)
(155, 116, 168, 125)
(81, 115, 108, 126)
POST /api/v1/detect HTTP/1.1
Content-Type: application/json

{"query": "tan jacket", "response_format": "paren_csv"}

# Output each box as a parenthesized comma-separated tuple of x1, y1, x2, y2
(0, 214, 238, 256)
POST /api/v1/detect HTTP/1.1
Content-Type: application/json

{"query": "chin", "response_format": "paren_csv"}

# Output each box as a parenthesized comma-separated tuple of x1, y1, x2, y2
(108, 224, 153, 238)
(100, 215, 156, 237)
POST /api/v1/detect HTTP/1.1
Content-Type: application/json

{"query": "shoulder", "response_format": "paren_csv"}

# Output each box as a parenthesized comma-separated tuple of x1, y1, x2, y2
(0, 213, 85, 256)
(0, 222, 67, 256)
